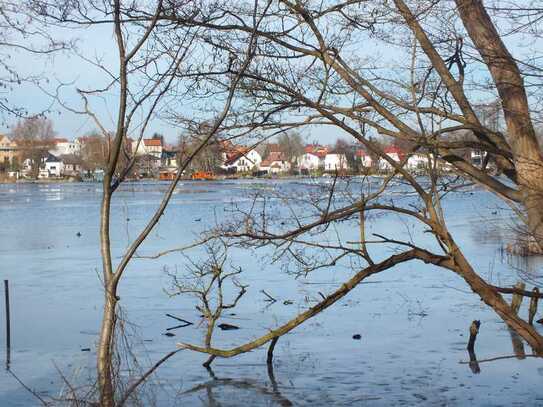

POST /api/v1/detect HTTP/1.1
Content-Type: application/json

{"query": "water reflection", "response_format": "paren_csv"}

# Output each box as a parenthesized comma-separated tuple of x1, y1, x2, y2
(181, 364, 293, 407)
(508, 329, 526, 359)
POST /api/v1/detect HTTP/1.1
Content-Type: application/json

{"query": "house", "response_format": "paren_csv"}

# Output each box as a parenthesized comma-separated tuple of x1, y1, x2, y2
(355, 149, 373, 168)
(50, 138, 80, 156)
(324, 151, 348, 171)
(60, 154, 82, 176)
(132, 137, 163, 158)
(470, 149, 487, 166)
(43, 153, 64, 177)
(406, 153, 430, 171)
(220, 142, 262, 173)
(259, 151, 290, 174)
(379, 146, 405, 170)
(298, 145, 327, 171)
(161, 147, 178, 168)
(0, 135, 19, 171)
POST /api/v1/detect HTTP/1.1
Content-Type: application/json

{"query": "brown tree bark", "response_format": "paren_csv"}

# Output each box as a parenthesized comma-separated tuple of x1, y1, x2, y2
(455, 0, 543, 252)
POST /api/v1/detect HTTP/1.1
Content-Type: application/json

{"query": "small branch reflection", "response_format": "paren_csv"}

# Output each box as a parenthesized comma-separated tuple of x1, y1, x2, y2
(180, 363, 293, 406)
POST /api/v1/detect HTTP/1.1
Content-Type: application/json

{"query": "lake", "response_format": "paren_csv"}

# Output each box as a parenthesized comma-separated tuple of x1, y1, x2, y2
(1, 179, 542, 406)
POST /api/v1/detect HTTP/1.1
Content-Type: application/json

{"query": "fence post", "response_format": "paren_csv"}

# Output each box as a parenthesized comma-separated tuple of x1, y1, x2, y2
(4, 280, 10, 370)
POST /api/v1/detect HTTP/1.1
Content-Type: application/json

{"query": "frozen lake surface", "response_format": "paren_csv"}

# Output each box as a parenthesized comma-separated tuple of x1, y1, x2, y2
(1, 179, 542, 406)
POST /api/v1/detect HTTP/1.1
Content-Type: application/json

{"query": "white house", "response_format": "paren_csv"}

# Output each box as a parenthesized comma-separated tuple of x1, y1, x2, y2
(406, 153, 430, 171)
(132, 138, 163, 158)
(50, 138, 80, 156)
(324, 152, 348, 171)
(259, 151, 290, 174)
(298, 145, 327, 171)
(222, 147, 262, 173)
(298, 152, 321, 170)
(470, 149, 487, 166)
(379, 146, 404, 170)
(44, 153, 64, 177)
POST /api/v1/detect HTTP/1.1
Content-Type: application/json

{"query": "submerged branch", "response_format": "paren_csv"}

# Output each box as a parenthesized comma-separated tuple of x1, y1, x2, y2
(178, 248, 451, 358)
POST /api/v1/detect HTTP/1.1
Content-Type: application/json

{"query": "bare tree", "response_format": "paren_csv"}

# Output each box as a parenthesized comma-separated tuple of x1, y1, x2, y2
(12, 0, 543, 404)
(277, 131, 304, 169)
(145, 0, 543, 363)
(11, 116, 55, 178)
(28, 0, 272, 404)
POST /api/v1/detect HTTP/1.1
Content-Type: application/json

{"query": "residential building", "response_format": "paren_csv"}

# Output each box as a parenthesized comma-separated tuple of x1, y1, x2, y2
(470, 149, 487, 166)
(0, 135, 19, 171)
(298, 145, 327, 171)
(161, 146, 179, 168)
(220, 141, 262, 173)
(132, 137, 163, 158)
(50, 138, 80, 156)
(379, 146, 405, 170)
(259, 151, 290, 174)
(44, 153, 64, 177)
(406, 153, 431, 171)
(61, 154, 83, 176)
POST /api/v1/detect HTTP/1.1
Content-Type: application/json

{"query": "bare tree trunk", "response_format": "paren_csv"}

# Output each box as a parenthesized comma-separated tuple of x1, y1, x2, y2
(445, 239, 543, 353)
(97, 289, 117, 407)
(455, 0, 543, 252)
(98, 182, 116, 407)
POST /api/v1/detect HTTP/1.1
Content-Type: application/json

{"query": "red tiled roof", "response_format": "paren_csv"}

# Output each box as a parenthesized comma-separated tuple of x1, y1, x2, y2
(384, 146, 403, 155)
(53, 137, 69, 143)
(304, 145, 328, 158)
(264, 151, 286, 162)
(225, 151, 252, 166)
(144, 138, 162, 147)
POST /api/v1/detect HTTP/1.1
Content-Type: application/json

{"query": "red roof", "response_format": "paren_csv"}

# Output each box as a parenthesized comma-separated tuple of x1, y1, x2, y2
(144, 138, 162, 147)
(384, 146, 403, 155)
(224, 146, 253, 166)
(264, 151, 286, 162)
(53, 138, 69, 143)
(304, 145, 328, 158)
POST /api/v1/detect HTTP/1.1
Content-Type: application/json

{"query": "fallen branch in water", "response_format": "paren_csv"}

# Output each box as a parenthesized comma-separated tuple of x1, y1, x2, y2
(261, 290, 277, 303)
(177, 249, 450, 358)
(459, 354, 541, 365)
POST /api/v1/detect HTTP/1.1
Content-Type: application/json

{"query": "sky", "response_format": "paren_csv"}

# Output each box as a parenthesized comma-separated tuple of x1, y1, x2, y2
(3, 3, 540, 146)
(1, 19, 338, 145)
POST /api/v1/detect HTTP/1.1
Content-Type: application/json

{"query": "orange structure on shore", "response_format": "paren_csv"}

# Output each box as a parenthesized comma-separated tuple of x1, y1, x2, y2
(191, 171, 215, 180)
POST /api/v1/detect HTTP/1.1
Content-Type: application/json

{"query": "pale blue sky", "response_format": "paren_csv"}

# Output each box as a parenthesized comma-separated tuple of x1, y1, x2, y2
(3, 4, 539, 144)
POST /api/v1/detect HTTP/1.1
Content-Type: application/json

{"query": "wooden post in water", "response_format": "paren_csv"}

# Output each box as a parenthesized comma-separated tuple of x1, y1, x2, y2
(267, 336, 279, 365)
(467, 320, 481, 373)
(4, 280, 10, 370)
(529, 287, 540, 325)
(467, 320, 481, 352)
(510, 281, 526, 315)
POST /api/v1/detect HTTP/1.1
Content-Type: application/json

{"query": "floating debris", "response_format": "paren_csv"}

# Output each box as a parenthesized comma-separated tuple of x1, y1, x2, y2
(217, 323, 239, 330)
